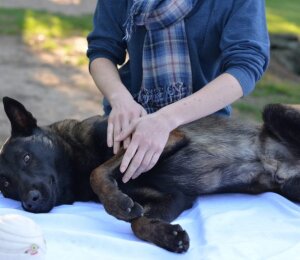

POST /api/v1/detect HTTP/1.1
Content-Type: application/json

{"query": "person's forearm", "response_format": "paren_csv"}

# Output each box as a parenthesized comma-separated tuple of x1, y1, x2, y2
(157, 73, 243, 129)
(90, 58, 133, 105)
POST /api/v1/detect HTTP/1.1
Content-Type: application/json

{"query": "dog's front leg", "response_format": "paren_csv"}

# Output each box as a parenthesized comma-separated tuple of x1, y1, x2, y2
(90, 129, 188, 222)
(90, 150, 144, 221)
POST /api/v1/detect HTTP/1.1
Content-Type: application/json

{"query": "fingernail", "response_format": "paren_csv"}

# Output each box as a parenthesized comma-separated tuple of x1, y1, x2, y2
(120, 166, 126, 173)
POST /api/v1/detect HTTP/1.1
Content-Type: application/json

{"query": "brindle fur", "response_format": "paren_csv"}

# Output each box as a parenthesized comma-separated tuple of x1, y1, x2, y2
(1, 97, 300, 253)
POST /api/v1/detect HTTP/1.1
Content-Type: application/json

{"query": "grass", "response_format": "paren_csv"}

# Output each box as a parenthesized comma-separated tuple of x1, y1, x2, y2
(266, 0, 300, 35)
(0, 8, 92, 37)
(0, 8, 93, 66)
(233, 76, 300, 121)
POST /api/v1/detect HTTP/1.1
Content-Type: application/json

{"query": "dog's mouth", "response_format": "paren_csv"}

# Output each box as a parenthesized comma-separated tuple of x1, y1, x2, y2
(22, 201, 54, 213)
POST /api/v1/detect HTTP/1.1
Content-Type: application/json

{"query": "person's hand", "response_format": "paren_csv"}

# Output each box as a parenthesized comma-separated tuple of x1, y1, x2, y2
(108, 95, 147, 154)
(116, 113, 173, 183)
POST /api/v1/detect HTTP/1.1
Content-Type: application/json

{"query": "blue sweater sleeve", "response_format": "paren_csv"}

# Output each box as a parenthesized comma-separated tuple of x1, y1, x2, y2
(219, 0, 270, 96)
(87, 0, 127, 66)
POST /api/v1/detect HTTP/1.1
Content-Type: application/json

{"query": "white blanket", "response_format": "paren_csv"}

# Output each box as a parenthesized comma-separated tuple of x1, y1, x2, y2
(1, 192, 300, 259)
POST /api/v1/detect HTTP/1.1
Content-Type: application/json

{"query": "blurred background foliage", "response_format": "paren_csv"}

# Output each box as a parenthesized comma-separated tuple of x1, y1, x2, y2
(266, 0, 300, 35)
(235, 0, 300, 121)
(0, 0, 299, 121)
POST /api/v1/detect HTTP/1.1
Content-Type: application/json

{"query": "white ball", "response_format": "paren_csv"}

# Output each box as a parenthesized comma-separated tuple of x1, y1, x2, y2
(0, 214, 46, 260)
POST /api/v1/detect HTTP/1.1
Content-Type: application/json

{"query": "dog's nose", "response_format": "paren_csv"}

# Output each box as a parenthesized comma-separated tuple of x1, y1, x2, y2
(23, 190, 42, 211)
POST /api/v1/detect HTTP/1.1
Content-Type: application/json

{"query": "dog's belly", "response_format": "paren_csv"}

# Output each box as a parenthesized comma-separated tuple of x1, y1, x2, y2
(144, 117, 267, 196)
(152, 150, 263, 195)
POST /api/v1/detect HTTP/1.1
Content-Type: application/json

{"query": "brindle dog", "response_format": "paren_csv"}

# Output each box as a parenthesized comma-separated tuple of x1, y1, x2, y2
(0, 97, 300, 253)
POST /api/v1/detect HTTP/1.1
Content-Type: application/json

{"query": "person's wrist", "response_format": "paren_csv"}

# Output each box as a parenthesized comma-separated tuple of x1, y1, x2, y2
(108, 86, 134, 107)
(155, 108, 180, 132)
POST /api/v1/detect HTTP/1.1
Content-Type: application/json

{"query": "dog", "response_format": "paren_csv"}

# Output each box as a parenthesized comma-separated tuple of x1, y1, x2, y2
(0, 97, 300, 253)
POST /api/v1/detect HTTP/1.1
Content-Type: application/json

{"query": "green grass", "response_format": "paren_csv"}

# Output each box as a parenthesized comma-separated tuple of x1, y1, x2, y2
(0, 8, 93, 66)
(0, 8, 92, 37)
(266, 0, 300, 35)
(233, 76, 300, 121)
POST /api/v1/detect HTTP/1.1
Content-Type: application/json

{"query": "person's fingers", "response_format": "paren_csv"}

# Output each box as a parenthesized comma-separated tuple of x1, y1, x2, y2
(107, 119, 114, 148)
(120, 115, 131, 149)
(141, 108, 147, 117)
(144, 152, 161, 172)
(123, 136, 131, 149)
(122, 146, 147, 183)
(131, 150, 153, 179)
(120, 139, 139, 174)
(116, 123, 136, 142)
(113, 119, 121, 154)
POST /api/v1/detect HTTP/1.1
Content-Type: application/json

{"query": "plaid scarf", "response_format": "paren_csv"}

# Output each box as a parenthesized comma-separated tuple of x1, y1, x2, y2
(125, 0, 194, 113)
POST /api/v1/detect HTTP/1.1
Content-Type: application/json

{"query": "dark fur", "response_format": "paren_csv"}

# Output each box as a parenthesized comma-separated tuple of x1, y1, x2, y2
(1, 97, 300, 253)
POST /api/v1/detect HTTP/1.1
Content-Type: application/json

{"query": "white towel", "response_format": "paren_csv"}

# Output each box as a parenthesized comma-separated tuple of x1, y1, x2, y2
(1, 192, 300, 259)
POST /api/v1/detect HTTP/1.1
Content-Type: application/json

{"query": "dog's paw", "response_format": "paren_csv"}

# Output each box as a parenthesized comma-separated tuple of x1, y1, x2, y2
(131, 218, 190, 253)
(116, 193, 144, 220)
(159, 223, 190, 253)
(168, 224, 190, 253)
(103, 193, 144, 221)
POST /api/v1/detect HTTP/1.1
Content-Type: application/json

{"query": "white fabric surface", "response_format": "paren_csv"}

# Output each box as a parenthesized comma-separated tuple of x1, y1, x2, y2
(0, 192, 300, 260)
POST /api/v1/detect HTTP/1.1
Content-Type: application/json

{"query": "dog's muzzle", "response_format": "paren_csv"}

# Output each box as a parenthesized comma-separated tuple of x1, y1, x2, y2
(22, 189, 42, 211)
(22, 188, 55, 213)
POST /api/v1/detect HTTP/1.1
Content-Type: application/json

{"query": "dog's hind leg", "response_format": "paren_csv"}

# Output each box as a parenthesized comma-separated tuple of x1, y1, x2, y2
(130, 191, 194, 253)
(90, 129, 189, 221)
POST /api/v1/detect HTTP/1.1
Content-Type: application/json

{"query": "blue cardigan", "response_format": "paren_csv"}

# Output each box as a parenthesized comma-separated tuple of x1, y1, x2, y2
(87, 0, 270, 115)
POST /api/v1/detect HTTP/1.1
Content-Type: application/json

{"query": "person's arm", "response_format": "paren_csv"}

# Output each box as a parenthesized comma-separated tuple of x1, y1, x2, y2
(90, 58, 146, 153)
(116, 0, 270, 183)
(117, 73, 242, 183)
(158, 73, 242, 129)
(87, 1, 146, 153)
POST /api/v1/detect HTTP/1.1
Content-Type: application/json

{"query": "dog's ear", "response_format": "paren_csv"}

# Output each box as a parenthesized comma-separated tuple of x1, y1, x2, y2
(262, 104, 300, 149)
(3, 97, 37, 136)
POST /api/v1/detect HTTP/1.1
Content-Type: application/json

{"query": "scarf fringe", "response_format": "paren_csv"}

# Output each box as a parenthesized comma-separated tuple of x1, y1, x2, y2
(123, 0, 144, 41)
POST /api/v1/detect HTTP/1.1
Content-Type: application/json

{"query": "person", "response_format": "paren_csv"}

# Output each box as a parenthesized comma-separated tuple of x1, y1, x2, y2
(87, 0, 270, 183)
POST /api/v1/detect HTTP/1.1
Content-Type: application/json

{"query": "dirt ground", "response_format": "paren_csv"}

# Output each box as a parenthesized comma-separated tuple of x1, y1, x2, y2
(0, 0, 101, 143)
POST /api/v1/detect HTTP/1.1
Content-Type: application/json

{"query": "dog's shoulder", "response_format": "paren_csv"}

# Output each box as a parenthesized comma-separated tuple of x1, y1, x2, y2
(47, 115, 106, 140)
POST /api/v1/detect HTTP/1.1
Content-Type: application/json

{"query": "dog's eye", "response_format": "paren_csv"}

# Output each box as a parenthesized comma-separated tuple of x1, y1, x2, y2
(23, 154, 31, 164)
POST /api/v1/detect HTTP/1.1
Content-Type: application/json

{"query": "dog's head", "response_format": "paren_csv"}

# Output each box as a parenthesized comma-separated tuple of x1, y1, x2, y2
(0, 97, 74, 213)
(262, 104, 300, 201)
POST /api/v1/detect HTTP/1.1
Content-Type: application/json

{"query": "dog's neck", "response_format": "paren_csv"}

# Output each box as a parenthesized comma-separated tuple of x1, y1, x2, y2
(46, 117, 113, 201)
